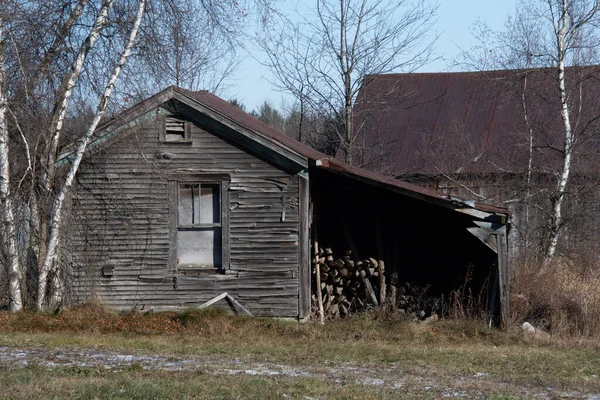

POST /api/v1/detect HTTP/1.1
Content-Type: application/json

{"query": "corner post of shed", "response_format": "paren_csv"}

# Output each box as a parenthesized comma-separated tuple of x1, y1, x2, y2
(462, 209, 511, 329)
(298, 169, 311, 319)
(495, 230, 510, 329)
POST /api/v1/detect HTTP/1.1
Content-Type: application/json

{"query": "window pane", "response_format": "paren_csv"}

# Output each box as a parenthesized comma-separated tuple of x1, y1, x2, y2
(179, 184, 199, 225)
(177, 228, 222, 267)
(200, 184, 220, 224)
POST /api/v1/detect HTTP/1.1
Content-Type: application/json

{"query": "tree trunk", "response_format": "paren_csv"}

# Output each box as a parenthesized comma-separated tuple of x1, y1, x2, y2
(344, 112, 353, 165)
(0, 22, 23, 311)
(545, 0, 573, 262)
(521, 72, 535, 250)
(298, 91, 304, 143)
(29, 190, 43, 302)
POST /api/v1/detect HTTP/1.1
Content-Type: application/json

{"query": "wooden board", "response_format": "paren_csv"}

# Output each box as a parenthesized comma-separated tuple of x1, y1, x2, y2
(298, 173, 310, 319)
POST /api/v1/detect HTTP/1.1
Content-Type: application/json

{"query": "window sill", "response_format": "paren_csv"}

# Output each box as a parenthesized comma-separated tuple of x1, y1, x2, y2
(178, 265, 221, 275)
(160, 140, 193, 145)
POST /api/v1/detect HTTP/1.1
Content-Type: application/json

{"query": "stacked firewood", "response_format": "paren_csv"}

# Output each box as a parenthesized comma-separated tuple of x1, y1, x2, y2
(396, 281, 443, 321)
(312, 247, 387, 318)
(312, 247, 442, 320)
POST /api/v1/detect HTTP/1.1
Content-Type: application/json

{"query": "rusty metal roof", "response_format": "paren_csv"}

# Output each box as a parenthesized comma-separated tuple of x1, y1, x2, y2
(352, 67, 600, 176)
(174, 88, 508, 217)
(175, 88, 326, 162)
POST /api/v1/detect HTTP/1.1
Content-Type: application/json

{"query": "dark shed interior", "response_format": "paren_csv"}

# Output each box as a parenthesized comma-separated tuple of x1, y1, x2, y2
(310, 167, 502, 320)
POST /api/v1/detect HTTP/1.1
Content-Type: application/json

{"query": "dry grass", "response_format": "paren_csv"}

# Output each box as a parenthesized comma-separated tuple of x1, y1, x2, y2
(446, 265, 492, 320)
(0, 367, 404, 400)
(0, 302, 512, 344)
(0, 305, 598, 374)
(0, 302, 183, 334)
(511, 258, 600, 338)
(0, 305, 599, 398)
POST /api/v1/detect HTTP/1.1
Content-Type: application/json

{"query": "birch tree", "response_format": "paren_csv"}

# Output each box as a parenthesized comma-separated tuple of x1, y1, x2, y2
(0, 20, 23, 311)
(543, 0, 600, 261)
(0, 0, 271, 311)
(1, 0, 145, 311)
(259, 0, 438, 166)
(37, 0, 146, 309)
(460, 0, 600, 262)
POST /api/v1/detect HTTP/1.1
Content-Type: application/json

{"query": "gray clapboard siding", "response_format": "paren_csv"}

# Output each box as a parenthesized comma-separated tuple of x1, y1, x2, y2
(71, 111, 302, 317)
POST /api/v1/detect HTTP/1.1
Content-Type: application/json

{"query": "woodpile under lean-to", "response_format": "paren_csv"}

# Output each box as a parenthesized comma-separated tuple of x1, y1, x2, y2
(312, 247, 443, 320)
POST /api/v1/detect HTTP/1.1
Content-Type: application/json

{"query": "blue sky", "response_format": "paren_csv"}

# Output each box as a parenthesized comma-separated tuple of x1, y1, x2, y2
(226, 0, 518, 111)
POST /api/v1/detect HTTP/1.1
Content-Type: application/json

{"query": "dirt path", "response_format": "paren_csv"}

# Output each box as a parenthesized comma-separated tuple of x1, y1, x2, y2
(0, 345, 598, 399)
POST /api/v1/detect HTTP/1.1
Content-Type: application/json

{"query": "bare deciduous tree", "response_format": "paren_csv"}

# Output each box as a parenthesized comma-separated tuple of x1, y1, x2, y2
(259, 0, 438, 165)
(130, 0, 240, 95)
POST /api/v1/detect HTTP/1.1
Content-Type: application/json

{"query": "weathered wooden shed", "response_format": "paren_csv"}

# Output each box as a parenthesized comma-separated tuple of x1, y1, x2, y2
(60, 87, 510, 323)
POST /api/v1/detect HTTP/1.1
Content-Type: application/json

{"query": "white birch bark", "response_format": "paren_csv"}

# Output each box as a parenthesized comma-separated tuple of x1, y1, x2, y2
(43, 0, 114, 191)
(545, 0, 574, 261)
(38, 0, 146, 310)
(0, 22, 23, 311)
(521, 73, 534, 249)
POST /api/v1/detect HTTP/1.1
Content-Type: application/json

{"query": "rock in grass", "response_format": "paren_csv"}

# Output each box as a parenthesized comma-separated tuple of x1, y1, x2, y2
(423, 314, 438, 323)
(522, 321, 536, 333)
(522, 321, 551, 340)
